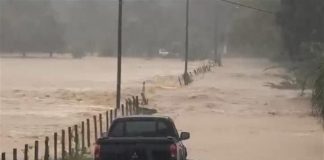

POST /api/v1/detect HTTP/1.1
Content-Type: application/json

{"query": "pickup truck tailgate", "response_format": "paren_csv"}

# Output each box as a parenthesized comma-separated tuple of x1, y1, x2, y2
(98, 137, 175, 160)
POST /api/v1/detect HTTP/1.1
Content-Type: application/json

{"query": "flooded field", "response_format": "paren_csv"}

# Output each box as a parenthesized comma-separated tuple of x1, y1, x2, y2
(1, 57, 323, 160)
(0, 56, 202, 152)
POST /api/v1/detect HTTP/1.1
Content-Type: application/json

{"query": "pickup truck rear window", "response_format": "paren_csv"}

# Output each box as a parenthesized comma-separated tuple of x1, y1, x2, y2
(109, 119, 177, 138)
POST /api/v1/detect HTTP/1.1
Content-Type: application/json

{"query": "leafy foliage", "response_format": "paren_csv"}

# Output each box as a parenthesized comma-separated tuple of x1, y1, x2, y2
(312, 60, 324, 120)
(278, 0, 324, 60)
(228, 0, 282, 56)
(0, 0, 65, 56)
(278, 0, 324, 120)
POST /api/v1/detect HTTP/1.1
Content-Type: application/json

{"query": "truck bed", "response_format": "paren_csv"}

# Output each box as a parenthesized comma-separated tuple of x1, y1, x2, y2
(97, 137, 176, 160)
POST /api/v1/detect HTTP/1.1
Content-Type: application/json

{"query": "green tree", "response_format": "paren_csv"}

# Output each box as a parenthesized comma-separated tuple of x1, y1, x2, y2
(278, 0, 324, 60)
(0, 0, 65, 57)
(278, 0, 324, 120)
(227, 0, 282, 56)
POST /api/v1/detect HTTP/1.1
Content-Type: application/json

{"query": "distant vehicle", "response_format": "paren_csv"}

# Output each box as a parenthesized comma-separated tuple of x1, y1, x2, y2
(95, 116, 190, 160)
(158, 49, 169, 57)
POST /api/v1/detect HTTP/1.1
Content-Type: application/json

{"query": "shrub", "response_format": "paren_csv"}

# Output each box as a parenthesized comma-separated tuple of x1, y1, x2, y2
(312, 61, 324, 121)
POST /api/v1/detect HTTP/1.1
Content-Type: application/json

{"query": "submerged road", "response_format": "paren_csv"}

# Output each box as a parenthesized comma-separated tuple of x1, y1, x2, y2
(150, 58, 324, 160)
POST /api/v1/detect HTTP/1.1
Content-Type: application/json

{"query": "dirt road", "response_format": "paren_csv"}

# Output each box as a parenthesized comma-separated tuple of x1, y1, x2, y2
(149, 58, 324, 160)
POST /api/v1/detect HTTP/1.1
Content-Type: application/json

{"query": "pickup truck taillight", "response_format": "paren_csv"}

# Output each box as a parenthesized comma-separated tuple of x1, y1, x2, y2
(94, 144, 101, 160)
(170, 144, 177, 158)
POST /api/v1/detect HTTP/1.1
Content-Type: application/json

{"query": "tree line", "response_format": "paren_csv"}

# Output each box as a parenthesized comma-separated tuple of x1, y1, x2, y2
(0, 0, 65, 57)
(0, 0, 233, 59)
(277, 0, 324, 120)
(0, 0, 287, 60)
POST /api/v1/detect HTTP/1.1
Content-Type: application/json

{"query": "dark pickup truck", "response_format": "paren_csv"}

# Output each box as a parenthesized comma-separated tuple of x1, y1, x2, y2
(95, 116, 190, 160)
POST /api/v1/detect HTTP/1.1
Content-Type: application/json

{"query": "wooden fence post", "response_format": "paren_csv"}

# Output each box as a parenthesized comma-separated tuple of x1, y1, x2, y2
(74, 125, 79, 155)
(121, 104, 125, 116)
(128, 100, 132, 115)
(34, 141, 39, 160)
(24, 144, 28, 160)
(136, 96, 139, 114)
(141, 93, 148, 105)
(54, 132, 57, 160)
(99, 114, 103, 137)
(81, 121, 85, 153)
(142, 81, 146, 93)
(109, 110, 113, 125)
(1, 152, 5, 160)
(129, 99, 133, 115)
(13, 148, 17, 160)
(61, 130, 65, 160)
(44, 137, 49, 160)
(106, 111, 109, 132)
(125, 101, 129, 116)
(93, 115, 98, 141)
(132, 96, 136, 114)
(86, 119, 90, 147)
(68, 127, 72, 156)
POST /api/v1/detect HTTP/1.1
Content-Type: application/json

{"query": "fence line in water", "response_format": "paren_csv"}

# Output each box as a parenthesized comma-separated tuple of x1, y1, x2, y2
(1, 96, 140, 160)
(1, 62, 217, 160)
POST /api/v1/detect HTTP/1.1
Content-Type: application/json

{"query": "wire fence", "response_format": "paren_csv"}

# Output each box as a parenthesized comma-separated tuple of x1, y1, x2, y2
(178, 61, 215, 86)
(1, 96, 140, 160)
(1, 62, 216, 160)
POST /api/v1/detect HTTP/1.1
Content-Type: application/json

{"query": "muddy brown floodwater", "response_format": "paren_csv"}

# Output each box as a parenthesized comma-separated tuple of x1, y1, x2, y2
(1, 57, 323, 160)
(150, 58, 324, 160)
(0, 56, 202, 154)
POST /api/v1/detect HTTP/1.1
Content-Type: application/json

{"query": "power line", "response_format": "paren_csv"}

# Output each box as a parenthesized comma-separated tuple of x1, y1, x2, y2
(107, 0, 277, 15)
(11, 0, 277, 15)
(218, 0, 276, 15)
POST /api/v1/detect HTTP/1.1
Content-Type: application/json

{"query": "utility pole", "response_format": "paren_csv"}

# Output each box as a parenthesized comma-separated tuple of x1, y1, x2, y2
(0, 2, 4, 52)
(214, 1, 222, 66)
(214, 14, 219, 65)
(183, 0, 191, 85)
(116, 0, 123, 109)
(214, 1, 225, 67)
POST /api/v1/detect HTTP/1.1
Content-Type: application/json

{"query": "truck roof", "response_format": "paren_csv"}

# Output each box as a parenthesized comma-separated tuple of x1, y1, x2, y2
(114, 115, 172, 120)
